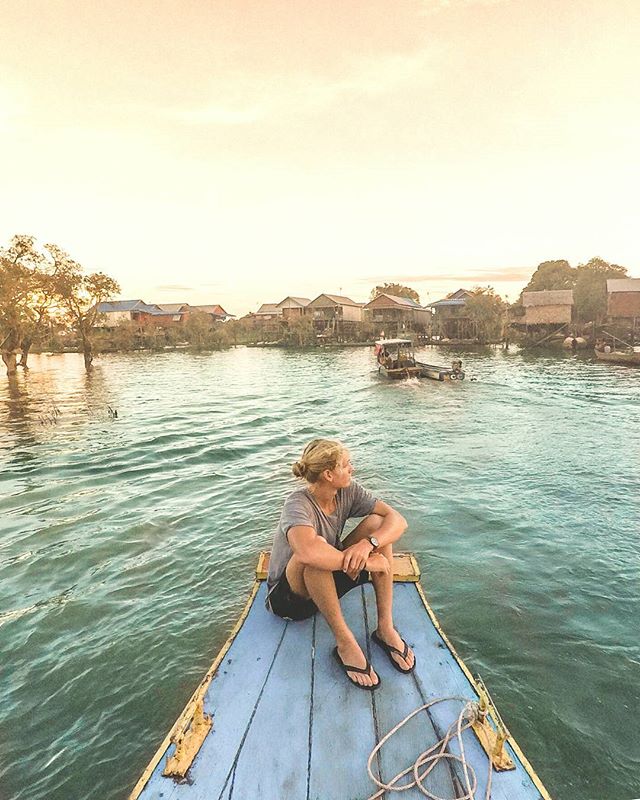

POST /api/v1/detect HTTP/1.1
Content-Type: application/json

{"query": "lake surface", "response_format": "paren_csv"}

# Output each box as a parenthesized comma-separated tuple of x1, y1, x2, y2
(1, 346, 639, 800)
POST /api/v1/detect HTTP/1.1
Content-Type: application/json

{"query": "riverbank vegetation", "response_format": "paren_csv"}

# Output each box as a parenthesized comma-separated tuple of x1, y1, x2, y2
(1, 230, 634, 375)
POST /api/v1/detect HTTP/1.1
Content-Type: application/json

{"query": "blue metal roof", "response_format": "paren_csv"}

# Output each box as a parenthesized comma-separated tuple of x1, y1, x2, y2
(97, 300, 155, 313)
(428, 298, 467, 308)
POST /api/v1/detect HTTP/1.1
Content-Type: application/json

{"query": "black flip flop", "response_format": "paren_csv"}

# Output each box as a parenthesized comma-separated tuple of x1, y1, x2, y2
(332, 647, 381, 691)
(371, 630, 416, 674)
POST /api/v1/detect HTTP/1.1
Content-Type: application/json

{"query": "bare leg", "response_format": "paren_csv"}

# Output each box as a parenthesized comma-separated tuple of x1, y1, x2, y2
(285, 555, 379, 688)
(342, 516, 415, 671)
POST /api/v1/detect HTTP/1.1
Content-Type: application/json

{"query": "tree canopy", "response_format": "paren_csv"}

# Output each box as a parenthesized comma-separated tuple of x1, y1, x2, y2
(370, 283, 420, 303)
(574, 257, 627, 322)
(521, 260, 575, 294)
(0, 234, 120, 374)
(520, 256, 629, 323)
(465, 287, 506, 343)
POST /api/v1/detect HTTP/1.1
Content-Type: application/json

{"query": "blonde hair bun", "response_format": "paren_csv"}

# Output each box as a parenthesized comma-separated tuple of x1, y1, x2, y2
(292, 439, 345, 484)
(292, 460, 307, 478)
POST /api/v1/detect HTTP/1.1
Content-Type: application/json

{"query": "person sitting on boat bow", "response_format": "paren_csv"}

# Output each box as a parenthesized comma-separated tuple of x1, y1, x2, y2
(265, 439, 415, 689)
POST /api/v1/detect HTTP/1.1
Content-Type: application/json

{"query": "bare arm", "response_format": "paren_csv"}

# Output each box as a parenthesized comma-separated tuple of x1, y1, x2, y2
(288, 525, 390, 574)
(288, 525, 344, 571)
(342, 500, 407, 577)
(369, 499, 407, 547)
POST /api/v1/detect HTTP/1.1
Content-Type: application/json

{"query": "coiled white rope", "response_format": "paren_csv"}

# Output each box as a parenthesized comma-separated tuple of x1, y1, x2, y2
(366, 696, 493, 800)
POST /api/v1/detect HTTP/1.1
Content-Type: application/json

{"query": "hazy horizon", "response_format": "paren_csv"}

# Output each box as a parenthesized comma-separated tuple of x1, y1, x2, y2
(2, 0, 639, 315)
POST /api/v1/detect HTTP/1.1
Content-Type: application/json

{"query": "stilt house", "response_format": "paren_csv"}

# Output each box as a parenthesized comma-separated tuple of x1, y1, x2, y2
(521, 290, 574, 325)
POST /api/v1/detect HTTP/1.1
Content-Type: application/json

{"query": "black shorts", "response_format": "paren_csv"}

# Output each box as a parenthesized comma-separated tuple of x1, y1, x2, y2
(267, 569, 370, 621)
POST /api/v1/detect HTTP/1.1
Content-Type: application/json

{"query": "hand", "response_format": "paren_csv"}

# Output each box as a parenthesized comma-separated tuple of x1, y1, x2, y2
(342, 540, 374, 580)
(366, 553, 390, 575)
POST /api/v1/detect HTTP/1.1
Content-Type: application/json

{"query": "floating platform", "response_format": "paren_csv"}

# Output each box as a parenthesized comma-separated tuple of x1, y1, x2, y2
(129, 554, 551, 800)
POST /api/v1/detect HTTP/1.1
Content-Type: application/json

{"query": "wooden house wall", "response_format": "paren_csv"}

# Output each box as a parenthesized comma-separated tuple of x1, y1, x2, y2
(413, 308, 432, 326)
(100, 311, 133, 328)
(524, 305, 572, 324)
(608, 292, 640, 318)
(145, 313, 183, 326)
(342, 304, 363, 322)
(366, 307, 415, 322)
(282, 307, 305, 319)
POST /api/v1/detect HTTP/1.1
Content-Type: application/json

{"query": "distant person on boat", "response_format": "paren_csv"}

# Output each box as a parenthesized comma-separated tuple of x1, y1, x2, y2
(266, 439, 415, 689)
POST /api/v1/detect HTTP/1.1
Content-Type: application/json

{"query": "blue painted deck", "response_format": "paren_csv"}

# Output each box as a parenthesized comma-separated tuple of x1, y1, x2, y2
(134, 581, 547, 800)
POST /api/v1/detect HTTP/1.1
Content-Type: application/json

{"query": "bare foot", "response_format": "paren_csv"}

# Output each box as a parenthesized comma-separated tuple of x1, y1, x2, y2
(336, 638, 379, 688)
(375, 627, 415, 671)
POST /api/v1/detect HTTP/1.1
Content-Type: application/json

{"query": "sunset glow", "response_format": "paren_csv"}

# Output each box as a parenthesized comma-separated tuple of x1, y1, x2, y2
(2, 0, 638, 314)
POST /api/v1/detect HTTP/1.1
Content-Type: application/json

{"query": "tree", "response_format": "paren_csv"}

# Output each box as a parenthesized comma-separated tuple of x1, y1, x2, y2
(370, 283, 420, 304)
(51, 244, 120, 370)
(287, 314, 315, 346)
(465, 287, 506, 343)
(0, 236, 39, 375)
(183, 310, 213, 349)
(521, 260, 575, 295)
(574, 257, 628, 323)
(14, 238, 62, 369)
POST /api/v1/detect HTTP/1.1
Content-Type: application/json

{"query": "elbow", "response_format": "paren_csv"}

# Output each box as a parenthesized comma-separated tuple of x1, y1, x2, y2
(398, 514, 408, 535)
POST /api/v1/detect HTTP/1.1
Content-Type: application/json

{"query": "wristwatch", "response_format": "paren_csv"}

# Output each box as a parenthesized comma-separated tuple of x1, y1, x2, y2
(367, 536, 380, 550)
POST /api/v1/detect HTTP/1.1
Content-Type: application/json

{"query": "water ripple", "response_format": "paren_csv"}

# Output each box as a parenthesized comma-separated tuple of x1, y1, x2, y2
(0, 348, 639, 800)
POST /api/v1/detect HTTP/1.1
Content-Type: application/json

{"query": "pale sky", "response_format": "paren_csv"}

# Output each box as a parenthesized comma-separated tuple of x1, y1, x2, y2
(1, 0, 639, 315)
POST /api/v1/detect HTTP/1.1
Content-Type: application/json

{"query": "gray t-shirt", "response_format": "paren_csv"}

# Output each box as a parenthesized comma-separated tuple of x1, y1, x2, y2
(266, 481, 377, 594)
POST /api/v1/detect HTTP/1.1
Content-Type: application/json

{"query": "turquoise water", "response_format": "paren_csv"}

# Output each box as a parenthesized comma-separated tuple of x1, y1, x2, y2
(1, 347, 639, 800)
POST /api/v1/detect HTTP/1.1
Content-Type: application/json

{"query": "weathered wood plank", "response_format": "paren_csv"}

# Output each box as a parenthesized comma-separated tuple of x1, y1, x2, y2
(227, 614, 314, 798)
(394, 582, 544, 800)
(363, 586, 456, 799)
(308, 586, 379, 800)
(138, 582, 288, 800)
(135, 569, 548, 800)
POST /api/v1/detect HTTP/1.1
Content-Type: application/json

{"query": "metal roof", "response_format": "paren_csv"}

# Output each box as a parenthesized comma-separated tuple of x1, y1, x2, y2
(607, 278, 640, 293)
(276, 296, 311, 308)
(192, 304, 233, 317)
(366, 294, 424, 309)
(428, 298, 467, 308)
(522, 290, 574, 307)
(428, 289, 474, 308)
(96, 299, 153, 313)
(256, 303, 281, 315)
(375, 338, 413, 346)
(155, 303, 190, 313)
(310, 293, 361, 307)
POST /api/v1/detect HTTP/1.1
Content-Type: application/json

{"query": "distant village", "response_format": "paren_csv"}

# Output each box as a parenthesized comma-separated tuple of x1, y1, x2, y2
(96, 279, 640, 349)
(2, 231, 639, 376)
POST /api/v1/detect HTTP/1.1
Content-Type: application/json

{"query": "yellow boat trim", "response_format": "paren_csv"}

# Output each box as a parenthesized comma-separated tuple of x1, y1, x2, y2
(414, 581, 553, 800)
(127, 579, 261, 800)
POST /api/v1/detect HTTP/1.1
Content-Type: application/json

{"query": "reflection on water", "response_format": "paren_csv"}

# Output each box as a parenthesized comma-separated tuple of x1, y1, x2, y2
(0, 349, 639, 800)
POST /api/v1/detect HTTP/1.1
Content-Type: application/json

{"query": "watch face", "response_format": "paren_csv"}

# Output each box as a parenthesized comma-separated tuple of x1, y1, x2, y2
(369, 536, 379, 548)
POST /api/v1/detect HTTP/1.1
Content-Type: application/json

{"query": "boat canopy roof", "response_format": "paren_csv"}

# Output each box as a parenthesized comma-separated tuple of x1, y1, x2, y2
(375, 338, 413, 346)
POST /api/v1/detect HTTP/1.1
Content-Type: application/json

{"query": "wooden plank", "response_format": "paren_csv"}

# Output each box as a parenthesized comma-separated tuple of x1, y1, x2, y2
(137, 583, 289, 800)
(308, 586, 378, 800)
(226, 615, 314, 798)
(394, 582, 545, 800)
(256, 551, 420, 582)
(129, 580, 263, 800)
(133, 561, 550, 800)
(363, 586, 456, 799)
